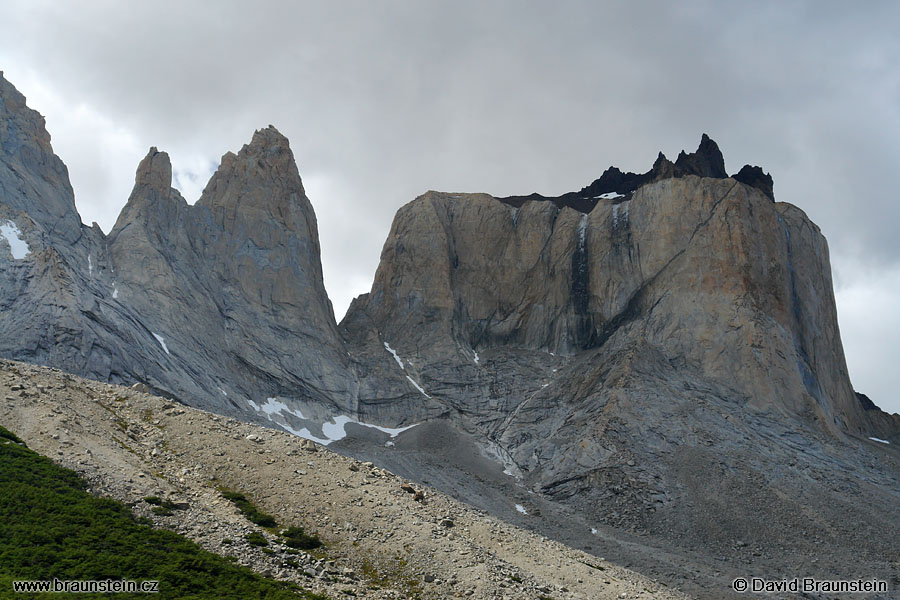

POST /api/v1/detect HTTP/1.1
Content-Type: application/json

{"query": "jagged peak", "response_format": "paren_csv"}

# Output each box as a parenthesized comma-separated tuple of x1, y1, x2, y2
(196, 126, 307, 211)
(0, 71, 27, 111)
(109, 147, 182, 235)
(134, 147, 172, 193)
(498, 134, 772, 211)
(0, 72, 52, 149)
(732, 164, 775, 201)
(247, 124, 290, 150)
(672, 132, 727, 179)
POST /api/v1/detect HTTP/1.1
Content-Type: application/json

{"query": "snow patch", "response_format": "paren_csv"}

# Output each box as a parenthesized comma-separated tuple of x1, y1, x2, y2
(577, 213, 588, 246)
(515, 504, 528, 515)
(596, 192, 624, 200)
(218, 387, 228, 397)
(112, 285, 119, 299)
(152, 333, 169, 354)
(591, 527, 598, 535)
(247, 396, 419, 446)
(88, 254, 93, 276)
(473, 350, 480, 365)
(406, 375, 431, 398)
(277, 422, 331, 446)
(259, 397, 305, 420)
(869, 437, 891, 444)
(384, 341, 404, 369)
(1, 220, 30, 259)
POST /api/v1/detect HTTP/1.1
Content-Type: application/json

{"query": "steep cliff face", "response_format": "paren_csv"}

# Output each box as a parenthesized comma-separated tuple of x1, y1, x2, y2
(0, 72, 123, 378)
(340, 139, 881, 439)
(106, 127, 356, 414)
(0, 73, 353, 419)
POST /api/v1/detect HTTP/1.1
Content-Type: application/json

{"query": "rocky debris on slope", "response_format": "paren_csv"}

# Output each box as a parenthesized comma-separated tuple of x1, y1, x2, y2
(1, 359, 689, 600)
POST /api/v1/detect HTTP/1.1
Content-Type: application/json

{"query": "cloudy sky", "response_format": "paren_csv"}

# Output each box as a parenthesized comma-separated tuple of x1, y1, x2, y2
(1, 1, 898, 414)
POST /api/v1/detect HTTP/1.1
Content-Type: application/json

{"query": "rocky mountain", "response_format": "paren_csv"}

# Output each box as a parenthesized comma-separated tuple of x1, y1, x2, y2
(335, 136, 900, 598)
(1, 72, 354, 421)
(2, 72, 899, 598)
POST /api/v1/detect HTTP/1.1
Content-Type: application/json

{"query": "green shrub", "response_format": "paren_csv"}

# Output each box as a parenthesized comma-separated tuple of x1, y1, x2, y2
(219, 488, 277, 527)
(245, 531, 268, 547)
(0, 423, 328, 599)
(0, 425, 25, 446)
(281, 526, 322, 550)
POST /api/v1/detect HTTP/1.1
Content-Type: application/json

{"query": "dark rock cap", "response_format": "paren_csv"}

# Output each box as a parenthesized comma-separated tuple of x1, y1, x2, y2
(497, 134, 774, 212)
(733, 164, 775, 201)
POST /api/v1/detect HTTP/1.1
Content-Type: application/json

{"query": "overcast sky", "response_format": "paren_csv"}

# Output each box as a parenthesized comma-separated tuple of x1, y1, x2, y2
(1, 1, 898, 414)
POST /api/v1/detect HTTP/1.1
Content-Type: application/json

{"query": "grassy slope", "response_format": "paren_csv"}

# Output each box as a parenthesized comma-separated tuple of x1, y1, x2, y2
(0, 425, 327, 600)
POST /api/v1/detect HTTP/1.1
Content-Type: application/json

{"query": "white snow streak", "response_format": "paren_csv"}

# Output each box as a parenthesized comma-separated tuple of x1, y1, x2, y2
(595, 192, 624, 200)
(112, 285, 119, 299)
(515, 504, 528, 515)
(577, 213, 588, 245)
(406, 375, 431, 398)
(88, 254, 93, 276)
(612, 204, 619, 229)
(869, 437, 891, 444)
(152, 333, 169, 354)
(384, 341, 405, 369)
(473, 350, 480, 364)
(1, 220, 30, 259)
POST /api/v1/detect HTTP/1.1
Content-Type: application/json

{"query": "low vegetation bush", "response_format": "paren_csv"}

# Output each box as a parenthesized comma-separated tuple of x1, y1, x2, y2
(281, 526, 322, 550)
(219, 488, 277, 527)
(0, 423, 328, 599)
(245, 531, 269, 547)
(143, 497, 186, 517)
